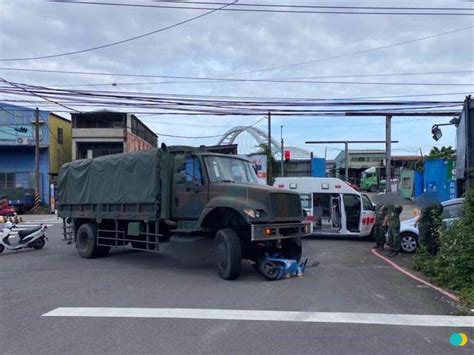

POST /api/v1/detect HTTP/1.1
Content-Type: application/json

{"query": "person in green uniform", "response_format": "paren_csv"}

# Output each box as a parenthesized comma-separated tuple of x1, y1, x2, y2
(372, 204, 386, 250)
(387, 204, 403, 257)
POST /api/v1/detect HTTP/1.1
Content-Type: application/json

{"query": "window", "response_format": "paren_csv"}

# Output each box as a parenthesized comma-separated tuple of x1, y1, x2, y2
(57, 127, 64, 144)
(362, 195, 373, 210)
(185, 157, 203, 185)
(299, 194, 311, 209)
(0, 173, 15, 188)
(204, 156, 258, 184)
(442, 203, 463, 219)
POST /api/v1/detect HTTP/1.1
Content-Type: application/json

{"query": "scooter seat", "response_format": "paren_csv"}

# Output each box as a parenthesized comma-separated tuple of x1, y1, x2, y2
(18, 226, 42, 238)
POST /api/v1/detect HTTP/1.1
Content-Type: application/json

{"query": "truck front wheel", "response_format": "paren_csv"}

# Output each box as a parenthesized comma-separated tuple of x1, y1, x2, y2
(76, 223, 110, 259)
(215, 228, 242, 280)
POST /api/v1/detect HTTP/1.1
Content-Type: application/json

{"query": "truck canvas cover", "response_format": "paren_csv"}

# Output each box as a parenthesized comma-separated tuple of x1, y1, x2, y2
(58, 149, 163, 205)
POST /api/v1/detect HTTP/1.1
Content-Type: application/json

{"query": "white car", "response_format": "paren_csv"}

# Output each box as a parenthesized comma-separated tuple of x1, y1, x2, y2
(399, 198, 465, 253)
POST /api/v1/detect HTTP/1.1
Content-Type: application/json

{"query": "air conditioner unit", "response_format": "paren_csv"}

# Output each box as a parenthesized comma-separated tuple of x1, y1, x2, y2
(16, 137, 29, 145)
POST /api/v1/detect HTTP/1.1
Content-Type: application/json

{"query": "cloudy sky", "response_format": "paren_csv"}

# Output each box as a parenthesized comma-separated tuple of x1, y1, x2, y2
(0, 0, 472, 158)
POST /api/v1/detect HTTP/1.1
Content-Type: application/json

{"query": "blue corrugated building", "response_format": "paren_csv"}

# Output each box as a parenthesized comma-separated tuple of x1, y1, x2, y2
(0, 103, 71, 207)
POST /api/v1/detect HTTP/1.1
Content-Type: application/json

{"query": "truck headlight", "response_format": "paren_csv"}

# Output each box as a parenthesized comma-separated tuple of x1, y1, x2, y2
(243, 208, 256, 218)
(243, 209, 266, 218)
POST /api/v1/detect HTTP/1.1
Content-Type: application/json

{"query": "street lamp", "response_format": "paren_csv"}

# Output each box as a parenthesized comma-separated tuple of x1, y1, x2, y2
(431, 117, 460, 141)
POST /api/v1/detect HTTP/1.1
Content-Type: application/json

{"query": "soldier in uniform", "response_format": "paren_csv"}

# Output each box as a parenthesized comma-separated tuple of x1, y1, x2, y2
(387, 204, 403, 257)
(372, 204, 386, 250)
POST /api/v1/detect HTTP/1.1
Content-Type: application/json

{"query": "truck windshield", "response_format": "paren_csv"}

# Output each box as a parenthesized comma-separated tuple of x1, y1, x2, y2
(204, 156, 259, 184)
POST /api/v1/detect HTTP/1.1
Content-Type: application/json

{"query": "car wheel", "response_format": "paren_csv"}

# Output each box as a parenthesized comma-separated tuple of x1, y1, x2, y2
(400, 233, 418, 253)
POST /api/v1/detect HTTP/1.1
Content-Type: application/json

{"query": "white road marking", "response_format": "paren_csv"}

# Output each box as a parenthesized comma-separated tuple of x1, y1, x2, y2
(42, 308, 474, 327)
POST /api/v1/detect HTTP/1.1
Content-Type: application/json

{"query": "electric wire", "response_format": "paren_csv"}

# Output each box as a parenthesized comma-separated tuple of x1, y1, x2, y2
(47, 0, 474, 16)
(0, 1, 237, 62)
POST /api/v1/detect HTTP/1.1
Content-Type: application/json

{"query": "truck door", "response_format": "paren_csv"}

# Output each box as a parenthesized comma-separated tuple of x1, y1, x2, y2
(360, 194, 376, 237)
(171, 155, 208, 222)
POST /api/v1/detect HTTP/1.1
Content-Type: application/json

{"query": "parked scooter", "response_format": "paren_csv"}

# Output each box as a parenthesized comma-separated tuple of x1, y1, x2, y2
(0, 221, 48, 253)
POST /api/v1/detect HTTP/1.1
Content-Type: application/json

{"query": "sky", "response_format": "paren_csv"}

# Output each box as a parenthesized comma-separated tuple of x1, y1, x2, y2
(0, 0, 472, 158)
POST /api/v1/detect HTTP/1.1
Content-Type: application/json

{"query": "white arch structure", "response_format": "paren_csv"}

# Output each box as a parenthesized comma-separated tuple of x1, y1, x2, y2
(217, 125, 312, 159)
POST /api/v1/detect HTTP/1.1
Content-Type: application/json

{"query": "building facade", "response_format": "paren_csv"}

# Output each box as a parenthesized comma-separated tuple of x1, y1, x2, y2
(334, 149, 386, 181)
(0, 103, 71, 205)
(71, 111, 157, 160)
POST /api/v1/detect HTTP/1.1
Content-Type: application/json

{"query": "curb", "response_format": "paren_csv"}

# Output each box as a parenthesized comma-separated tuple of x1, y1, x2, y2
(371, 248, 460, 302)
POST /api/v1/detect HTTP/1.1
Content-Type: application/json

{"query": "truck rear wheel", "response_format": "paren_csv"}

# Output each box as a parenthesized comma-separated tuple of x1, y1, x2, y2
(215, 228, 241, 280)
(76, 223, 110, 259)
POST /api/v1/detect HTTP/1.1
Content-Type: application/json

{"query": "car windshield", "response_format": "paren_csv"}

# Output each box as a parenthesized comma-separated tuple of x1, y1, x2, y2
(204, 156, 259, 184)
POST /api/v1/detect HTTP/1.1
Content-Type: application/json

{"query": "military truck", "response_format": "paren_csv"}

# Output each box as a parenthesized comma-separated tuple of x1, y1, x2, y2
(58, 145, 308, 280)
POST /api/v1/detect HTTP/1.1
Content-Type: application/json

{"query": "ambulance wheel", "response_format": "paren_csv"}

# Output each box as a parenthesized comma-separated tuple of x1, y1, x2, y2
(0, 244, 4, 253)
(215, 228, 241, 280)
(283, 237, 302, 262)
(259, 260, 281, 281)
(76, 223, 110, 259)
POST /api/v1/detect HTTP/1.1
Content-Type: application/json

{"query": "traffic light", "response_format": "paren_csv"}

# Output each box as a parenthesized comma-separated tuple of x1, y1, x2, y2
(284, 150, 291, 161)
(14, 126, 28, 133)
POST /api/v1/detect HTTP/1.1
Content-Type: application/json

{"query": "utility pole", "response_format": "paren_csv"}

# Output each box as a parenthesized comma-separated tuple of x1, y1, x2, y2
(419, 147, 423, 159)
(306, 140, 399, 184)
(280, 125, 284, 177)
(385, 115, 392, 192)
(267, 111, 272, 185)
(34, 107, 40, 214)
(344, 141, 349, 183)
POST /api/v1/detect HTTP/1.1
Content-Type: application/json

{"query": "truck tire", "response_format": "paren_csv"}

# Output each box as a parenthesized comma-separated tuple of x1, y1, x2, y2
(215, 228, 241, 280)
(76, 223, 110, 259)
(283, 237, 302, 262)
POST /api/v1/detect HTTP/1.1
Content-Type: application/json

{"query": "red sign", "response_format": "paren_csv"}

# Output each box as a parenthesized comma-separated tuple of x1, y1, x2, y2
(284, 150, 291, 161)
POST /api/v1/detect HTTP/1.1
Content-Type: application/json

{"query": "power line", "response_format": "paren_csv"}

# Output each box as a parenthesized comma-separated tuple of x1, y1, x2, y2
(3, 67, 473, 87)
(155, 115, 267, 139)
(0, 78, 79, 112)
(0, 104, 71, 158)
(0, 23, 470, 83)
(0, 85, 468, 102)
(221, 25, 473, 77)
(0, 1, 237, 62)
(48, 70, 474, 88)
(47, 0, 474, 15)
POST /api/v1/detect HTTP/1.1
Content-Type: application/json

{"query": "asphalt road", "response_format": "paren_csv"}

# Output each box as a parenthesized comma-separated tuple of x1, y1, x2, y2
(1, 220, 472, 354)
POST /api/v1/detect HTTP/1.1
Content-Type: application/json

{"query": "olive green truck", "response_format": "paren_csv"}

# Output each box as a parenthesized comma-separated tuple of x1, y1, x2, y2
(58, 145, 308, 280)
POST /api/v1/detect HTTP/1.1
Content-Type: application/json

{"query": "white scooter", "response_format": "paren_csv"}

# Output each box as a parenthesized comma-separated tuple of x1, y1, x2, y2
(0, 221, 48, 253)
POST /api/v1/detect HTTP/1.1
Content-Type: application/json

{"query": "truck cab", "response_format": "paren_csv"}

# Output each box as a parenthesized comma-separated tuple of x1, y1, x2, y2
(274, 177, 376, 238)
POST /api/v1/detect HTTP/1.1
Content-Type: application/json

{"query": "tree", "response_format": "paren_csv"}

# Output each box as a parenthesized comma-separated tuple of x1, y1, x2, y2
(258, 143, 280, 185)
(427, 146, 456, 160)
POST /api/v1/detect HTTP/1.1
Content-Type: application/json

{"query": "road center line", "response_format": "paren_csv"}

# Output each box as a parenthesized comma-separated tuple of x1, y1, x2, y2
(42, 308, 474, 327)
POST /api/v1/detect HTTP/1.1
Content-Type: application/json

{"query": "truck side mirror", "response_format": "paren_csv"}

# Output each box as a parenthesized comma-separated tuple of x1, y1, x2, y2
(174, 171, 186, 184)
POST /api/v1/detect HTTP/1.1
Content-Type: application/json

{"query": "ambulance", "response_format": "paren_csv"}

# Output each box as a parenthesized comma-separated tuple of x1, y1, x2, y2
(274, 177, 376, 237)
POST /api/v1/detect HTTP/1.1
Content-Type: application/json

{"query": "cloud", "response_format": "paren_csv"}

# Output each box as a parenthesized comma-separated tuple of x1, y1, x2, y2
(0, 0, 472, 157)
